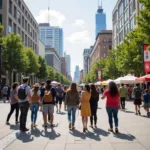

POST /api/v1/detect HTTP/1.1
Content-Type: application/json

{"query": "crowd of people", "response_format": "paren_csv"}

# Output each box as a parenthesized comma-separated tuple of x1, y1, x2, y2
(1, 77, 150, 134)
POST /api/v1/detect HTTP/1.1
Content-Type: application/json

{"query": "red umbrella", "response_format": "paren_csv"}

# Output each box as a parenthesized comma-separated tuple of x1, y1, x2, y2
(136, 74, 150, 82)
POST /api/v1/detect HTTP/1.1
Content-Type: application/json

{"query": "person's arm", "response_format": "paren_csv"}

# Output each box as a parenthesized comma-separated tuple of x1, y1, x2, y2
(76, 92, 80, 106)
(79, 92, 84, 104)
(65, 91, 69, 105)
(13, 90, 18, 100)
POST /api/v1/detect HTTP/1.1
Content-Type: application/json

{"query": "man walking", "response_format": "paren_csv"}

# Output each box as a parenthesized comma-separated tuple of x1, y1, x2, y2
(18, 77, 31, 132)
(119, 84, 128, 110)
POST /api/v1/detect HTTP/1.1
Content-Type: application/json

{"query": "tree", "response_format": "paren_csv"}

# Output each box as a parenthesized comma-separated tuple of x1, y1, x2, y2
(25, 48, 39, 75)
(54, 72, 61, 82)
(2, 33, 29, 85)
(47, 65, 55, 81)
(36, 56, 48, 80)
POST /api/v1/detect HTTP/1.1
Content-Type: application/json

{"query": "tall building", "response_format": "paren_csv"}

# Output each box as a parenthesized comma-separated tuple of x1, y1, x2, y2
(0, 0, 39, 84)
(83, 47, 92, 77)
(89, 30, 112, 70)
(95, 0, 106, 37)
(61, 57, 67, 76)
(38, 40, 45, 58)
(112, 0, 142, 48)
(80, 69, 84, 83)
(73, 66, 80, 83)
(45, 48, 61, 73)
(39, 23, 63, 57)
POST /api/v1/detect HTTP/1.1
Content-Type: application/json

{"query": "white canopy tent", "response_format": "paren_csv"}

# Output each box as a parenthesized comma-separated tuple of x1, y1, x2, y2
(51, 81, 59, 86)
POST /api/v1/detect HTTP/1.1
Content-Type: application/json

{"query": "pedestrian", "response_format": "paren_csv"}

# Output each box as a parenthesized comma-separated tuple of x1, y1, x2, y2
(128, 85, 133, 100)
(142, 89, 150, 117)
(56, 84, 64, 113)
(119, 84, 128, 110)
(133, 84, 142, 115)
(101, 81, 120, 133)
(79, 85, 91, 133)
(90, 84, 99, 128)
(30, 83, 41, 128)
(65, 83, 79, 130)
(63, 85, 68, 111)
(40, 82, 45, 111)
(42, 84, 56, 129)
(6, 82, 19, 125)
(18, 77, 31, 132)
(3, 84, 8, 103)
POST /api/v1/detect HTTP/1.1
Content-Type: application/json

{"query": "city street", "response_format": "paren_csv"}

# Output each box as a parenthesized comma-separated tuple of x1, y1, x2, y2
(0, 100, 150, 150)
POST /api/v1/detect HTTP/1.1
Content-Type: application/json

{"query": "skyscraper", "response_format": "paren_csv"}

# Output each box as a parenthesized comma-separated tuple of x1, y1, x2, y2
(39, 23, 63, 57)
(95, 0, 106, 37)
(74, 66, 80, 83)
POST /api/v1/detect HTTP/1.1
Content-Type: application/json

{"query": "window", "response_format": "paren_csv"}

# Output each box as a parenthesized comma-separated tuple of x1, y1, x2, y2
(125, 23, 129, 34)
(9, 0, 12, 14)
(108, 38, 112, 43)
(0, 0, 2, 9)
(8, 18, 12, 33)
(103, 45, 106, 50)
(134, 14, 136, 25)
(103, 38, 107, 43)
(109, 45, 112, 50)
(18, 0, 21, 8)
(0, 14, 2, 24)
(14, 6, 17, 19)
(119, 30, 123, 43)
(13, 23, 17, 34)
(18, 11, 21, 24)
(104, 52, 107, 58)
(22, 16, 24, 28)
(18, 27, 21, 35)
(119, 2, 123, 16)
(22, 6, 24, 13)
(124, 9, 129, 22)
(119, 17, 123, 29)
(22, 31, 24, 42)
(124, 0, 128, 8)
(25, 20, 27, 31)
(130, 17, 134, 30)
(130, 2, 132, 15)
(133, 0, 136, 11)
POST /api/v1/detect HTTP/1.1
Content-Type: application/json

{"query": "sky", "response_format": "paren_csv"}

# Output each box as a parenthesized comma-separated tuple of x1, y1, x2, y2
(24, 0, 118, 78)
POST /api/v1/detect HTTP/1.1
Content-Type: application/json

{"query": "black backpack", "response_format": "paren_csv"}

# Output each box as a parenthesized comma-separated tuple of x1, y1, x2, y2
(135, 88, 142, 99)
(18, 86, 27, 100)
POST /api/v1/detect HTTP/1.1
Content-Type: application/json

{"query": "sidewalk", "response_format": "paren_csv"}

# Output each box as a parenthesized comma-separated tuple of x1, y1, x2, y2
(0, 100, 150, 150)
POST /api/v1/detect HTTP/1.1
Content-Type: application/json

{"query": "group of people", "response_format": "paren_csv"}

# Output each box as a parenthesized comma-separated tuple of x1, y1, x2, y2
(3, 77, 150, 134)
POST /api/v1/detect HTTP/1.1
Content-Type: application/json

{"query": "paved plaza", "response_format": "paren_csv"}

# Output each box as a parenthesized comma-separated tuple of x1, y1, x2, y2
(0, 100, 150, 150)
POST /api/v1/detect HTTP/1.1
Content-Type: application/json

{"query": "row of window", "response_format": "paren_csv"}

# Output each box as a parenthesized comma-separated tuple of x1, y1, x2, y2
(103, 38, 112, 43)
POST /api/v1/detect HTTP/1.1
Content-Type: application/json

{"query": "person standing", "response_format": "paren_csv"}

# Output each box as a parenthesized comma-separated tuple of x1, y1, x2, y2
(3, 85, 8, 103)
(6, 82, 19, 125)
(79, 85, 91, 133)
(30, 83, 41, 128)
(142, 89, 150, 117)
(101, 81, 120, 133)
(90, 84, 99, 128)
(65, 83, 79, 130)
(56, 84, 64, 113)
(133, 84, 142, 115)
(18, 77, 31, 132)
(119, 84, 128, 110)
(42, 84, 56, 129)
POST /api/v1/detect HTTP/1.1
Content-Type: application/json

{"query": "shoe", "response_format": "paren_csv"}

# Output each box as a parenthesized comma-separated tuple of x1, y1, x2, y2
(90, 125, 93, 128)
(50, 124, 54, 128)
(15, 121, 20, 125)
(33, 123, 37, 127)
(6, 122, 10, 125)
(115, 128, 119, 134)
(138, 110, 141, 115)
(94, 125, 97, 128)
(22, 128, 29, 132)
(108, 128, 113, 132)
(85, 128, 88, 132)
(135, 113, 138, 115)
(83, 128, 86, 133)
(72, 126, 75, 130)
(69, 123, 72, 130)
(44, 125, 47, 129)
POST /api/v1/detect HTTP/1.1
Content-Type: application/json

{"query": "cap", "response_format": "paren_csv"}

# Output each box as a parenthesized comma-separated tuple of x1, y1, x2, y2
(34, 83, 40, 87)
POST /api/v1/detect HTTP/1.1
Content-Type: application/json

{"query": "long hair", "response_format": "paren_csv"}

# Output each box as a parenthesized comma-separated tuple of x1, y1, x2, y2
(70, 83, 77, 93)
(90, 84, 98, 96)
(32, 87, 39, 95)
(85, 85, 90, 93)
(12, 82, 18, 89)
(108, 81, 119, 97)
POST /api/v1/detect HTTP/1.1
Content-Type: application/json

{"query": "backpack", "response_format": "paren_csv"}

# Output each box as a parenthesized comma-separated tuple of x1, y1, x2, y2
(43, 90, 53, 102)
(135, 88, 142, 99)
(56, 88, 63, 99)
(31, 92, 39, 103)
(18, 86, 27, 100)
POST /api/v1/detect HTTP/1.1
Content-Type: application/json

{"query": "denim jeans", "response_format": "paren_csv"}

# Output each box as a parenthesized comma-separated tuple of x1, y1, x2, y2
(106, 107, 119, 128)
(30, 103, 39, 123)
(67, 106, 77, 126)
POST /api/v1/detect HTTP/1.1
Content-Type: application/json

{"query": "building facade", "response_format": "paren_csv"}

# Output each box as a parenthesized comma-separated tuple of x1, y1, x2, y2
(73, 66, 80, 83)
(80, 69, 84, 83)
(61, 57, 67, 77)
(83, 47, 92, 77)
(95, 3, 106, 37)
(38, 40, 45, 58)
(65, 54, 71, 76)
(112, 0, 142, 48)
(45, 48, 61, 73)
(39, 23, 63, 57)
(89, 30, 112, 70)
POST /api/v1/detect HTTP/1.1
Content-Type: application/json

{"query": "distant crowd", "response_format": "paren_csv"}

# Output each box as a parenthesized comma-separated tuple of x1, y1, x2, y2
(1, 78, 150, 134)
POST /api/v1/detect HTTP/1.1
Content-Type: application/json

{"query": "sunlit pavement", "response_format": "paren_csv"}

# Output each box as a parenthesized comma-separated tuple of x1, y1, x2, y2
(0, 99, 150, 150)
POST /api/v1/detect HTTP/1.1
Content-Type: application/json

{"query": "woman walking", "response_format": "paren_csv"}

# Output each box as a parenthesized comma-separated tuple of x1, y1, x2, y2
(6, 82, 19, 125)
(101, 81, 120, 133)
(65, 83, 79, 130)
(30, 83, 41, 128)
(79, 85, 91, 132)
(90, 84, 99, 128)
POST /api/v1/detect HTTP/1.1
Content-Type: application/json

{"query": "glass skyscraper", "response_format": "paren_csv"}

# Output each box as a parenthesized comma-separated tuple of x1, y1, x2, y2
(95, 4, 106, 37)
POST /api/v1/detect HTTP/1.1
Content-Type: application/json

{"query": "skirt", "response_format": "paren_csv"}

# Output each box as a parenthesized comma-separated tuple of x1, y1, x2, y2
(134, 99, 142, 105)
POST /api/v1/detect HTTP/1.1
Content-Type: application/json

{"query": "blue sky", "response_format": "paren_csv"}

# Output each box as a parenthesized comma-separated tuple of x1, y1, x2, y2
(24, 0, 117, 78)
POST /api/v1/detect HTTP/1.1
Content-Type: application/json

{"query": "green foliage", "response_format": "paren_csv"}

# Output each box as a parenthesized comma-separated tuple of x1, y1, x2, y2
(47, 65, 55, 81)
(36, 56, 48, 79)
(25, 48, 40, 74)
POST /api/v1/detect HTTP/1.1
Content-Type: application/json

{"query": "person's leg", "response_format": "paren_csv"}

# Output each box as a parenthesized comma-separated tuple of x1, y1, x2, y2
(34, 104, 39, 124)
(6, 104, 15, 123)
(19, 103, 24, 130)
(59, 99, 62, 112)
(112, 108, 119, 133)
(85, 117, 88, 129)
(82, 117, 86, 132)
(135, 105, 138, 114)
(93, 108, 98, 126)
(15, 103, 19, 123)
(138, 105, 141, 115)
(49, 105, 54, 126)
(90, 116, 93, 127)
(67, 106, 72, 128)
(106, 107, 113, 129)
(120, 98, 124, 109)
(123, 98, 126, 109)
(22, 102, 29, 130)
(56, 99, 58, 112)
(43, 113, 47, 127)
(30, 104, 34, 124)
(72, 106, 77, 128)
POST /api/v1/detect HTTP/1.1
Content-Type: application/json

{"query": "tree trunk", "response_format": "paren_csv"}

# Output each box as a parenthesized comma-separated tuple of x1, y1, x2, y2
(9, 70, 12, 87)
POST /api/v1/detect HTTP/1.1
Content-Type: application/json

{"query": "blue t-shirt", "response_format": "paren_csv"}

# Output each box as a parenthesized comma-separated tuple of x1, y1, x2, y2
(143, 94, 150, 104)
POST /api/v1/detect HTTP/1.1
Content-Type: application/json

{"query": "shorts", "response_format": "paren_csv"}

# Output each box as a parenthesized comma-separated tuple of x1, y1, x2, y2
(42, 104, 54, 114)
(144, 103, 150, 109)
(56, 98, 63, 105)
(134, 99, 142, 105)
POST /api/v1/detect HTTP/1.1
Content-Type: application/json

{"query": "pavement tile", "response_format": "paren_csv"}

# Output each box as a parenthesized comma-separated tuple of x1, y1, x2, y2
(45, 144, 66, 150)
(65, 144, 91, 150)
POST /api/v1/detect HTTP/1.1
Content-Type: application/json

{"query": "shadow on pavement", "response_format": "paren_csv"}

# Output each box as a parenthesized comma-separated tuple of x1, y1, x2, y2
(113, 132, 135, 141)
(31, 128, 41, 137)
(93, 128, 109, 137)
(123, 110, 135, 114)
(10, 124, 19, 130)
(16, 132, 34, 143)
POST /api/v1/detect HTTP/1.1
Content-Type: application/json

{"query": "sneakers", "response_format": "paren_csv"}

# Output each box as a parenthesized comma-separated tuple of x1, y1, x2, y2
(108, 128, 113, 132)
(6, 122, 10, 125)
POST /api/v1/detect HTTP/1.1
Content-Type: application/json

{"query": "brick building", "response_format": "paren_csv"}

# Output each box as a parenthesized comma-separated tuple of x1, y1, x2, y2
(61, 57, 67, 77)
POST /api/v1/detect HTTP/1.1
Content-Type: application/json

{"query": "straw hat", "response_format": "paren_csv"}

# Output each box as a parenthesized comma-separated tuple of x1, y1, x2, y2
(34, 83, 40, 87)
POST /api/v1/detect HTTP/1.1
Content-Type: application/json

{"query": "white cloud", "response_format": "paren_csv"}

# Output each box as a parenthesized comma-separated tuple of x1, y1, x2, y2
(73, 20, 85, 28)
(36, 9, 66, 27)
(66, 30, 92, 44)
